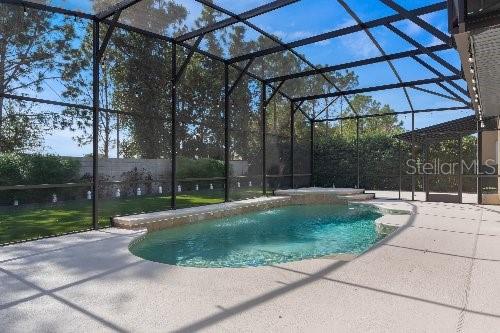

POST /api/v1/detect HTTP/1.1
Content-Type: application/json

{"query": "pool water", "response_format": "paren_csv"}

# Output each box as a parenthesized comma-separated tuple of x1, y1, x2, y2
(129, 204, 386, 268)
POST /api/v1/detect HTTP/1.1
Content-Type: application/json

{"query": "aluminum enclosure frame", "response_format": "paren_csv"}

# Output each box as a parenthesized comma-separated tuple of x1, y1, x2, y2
(0, 0, 478, 233)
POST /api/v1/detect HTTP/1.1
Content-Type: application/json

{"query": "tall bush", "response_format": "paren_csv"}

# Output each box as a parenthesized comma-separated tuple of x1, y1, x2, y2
(177, 157, 225, 179)
(0, 154, 81, 205)
(313, 134, 477, 192)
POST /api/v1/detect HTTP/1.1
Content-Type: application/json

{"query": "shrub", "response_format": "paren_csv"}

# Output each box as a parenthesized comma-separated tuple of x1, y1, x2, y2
(0, 153, 81, 186)
(175, 157, 226, 191)
(120, 167, 153, 197)
(176, 157, 225, 179)
(313, 134, 477, 192)
(0, 153, 81, 205)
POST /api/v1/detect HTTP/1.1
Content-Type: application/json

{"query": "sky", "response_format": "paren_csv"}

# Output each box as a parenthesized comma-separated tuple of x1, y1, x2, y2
(22, 0, 473, 156)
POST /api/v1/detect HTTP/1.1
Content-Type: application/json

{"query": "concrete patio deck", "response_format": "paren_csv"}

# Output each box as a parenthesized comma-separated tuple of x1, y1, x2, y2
(1, 199, 499, 332)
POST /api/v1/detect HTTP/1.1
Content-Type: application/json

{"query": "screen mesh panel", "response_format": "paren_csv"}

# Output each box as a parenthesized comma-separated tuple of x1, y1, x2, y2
(0, 4, 92, 106)
(176, 50, 225, 207)
(266, 92, 292, 192)
(0, 104, 94, 244)
(228, 72, 263, 201)
(97, 29, 172, 222)
(313, 119, 358, 188)
(359, 114, 404, 193)
(293, 110, 311, 188)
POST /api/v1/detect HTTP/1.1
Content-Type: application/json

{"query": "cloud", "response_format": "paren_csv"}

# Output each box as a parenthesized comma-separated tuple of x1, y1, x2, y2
(334, 18, 357, 30)
(278, 18, 358, 46)
(340, 32, 380, 58)
(213, 0, 270, 13)
(400, 20, 424, 36)
(398, 11, 447, 39)
(271, 29, 312, 41)
(427, 35, 442, 46)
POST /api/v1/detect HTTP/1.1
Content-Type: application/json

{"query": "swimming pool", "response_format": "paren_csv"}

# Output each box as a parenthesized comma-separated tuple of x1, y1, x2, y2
(129, 204, 389, 268)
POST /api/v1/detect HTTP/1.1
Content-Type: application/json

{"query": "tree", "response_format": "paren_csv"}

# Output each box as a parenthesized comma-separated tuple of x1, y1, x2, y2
(0, 3, 75, 152)
(60, 0, 393, 166)
(112, 0, 187, 159)
(315, 94, 403, 139)
(61, 0, 187, 158)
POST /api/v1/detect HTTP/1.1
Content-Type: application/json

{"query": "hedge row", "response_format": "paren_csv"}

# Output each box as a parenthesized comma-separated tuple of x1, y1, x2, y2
(313, 134, 478, 193)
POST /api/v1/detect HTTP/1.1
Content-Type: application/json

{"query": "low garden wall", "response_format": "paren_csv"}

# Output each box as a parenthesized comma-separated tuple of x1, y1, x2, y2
(0, 153, 250, 205)
(77, 157, 248, 179)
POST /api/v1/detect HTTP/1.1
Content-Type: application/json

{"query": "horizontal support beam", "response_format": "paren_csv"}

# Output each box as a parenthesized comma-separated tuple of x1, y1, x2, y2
(314, 106, 473, 122)
(2, 0, 94, 19)
(1, 92, 139, 117)
(229, 2, 446, 63)
(0, 182, 91, 191)
(380, 0, 453, 47)
(176, 0, 298, 42)
(266, 44, 450, 83)
(294, 75, 462, 102)
(386, 24, 461, 76)
(411, 55, 468, 96)
(409, 86, 459, 101)
(95, 0, 142, 20)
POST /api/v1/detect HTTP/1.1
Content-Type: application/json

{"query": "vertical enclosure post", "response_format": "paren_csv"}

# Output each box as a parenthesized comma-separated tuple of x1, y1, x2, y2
(398, 139, 402, 200)
(310, 120, 314, 187)
(262, 82, 267, 195)
(458, 135, 463, 203)
(477, 121, 482, 204)
(424, 143, 429, 201)
(224, 64, 230, 202)
(411, 111, 416, 201)
(290, 101, 295, 189)
(92, 20, 100, 230)
(356, 117, 360, 189)
(116, 114, 120, 158)
(171, 43, 177, 209)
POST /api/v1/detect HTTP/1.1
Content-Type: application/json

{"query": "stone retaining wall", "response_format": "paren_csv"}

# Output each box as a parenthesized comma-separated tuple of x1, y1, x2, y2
(114, 188, 370, 232)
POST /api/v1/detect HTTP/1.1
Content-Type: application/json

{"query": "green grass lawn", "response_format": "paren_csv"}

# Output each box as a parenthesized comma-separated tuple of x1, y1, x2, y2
(0, 189, 263, 244)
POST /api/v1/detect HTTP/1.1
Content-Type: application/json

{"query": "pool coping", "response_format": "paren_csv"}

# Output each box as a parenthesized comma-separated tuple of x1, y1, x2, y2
(114, 196, 292, 231)
(113, 188, 373, 231)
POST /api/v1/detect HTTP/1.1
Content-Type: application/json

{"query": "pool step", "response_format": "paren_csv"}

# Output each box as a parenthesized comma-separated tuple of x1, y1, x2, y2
(337, 193, 375, 201)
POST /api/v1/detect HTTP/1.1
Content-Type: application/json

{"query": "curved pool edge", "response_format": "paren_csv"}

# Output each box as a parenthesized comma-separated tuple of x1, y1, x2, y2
(128, 203, 399, 268)
(347, 201, 415, 257)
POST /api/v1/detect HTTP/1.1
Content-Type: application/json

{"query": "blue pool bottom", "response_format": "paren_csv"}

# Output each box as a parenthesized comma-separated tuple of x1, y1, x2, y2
(129, 204, 386, 268)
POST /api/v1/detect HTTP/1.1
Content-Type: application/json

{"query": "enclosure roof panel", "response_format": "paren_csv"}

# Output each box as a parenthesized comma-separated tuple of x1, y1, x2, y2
(14, 0, 472, 108)
(17, 0, 125, 15)
(247, 0, 357, 43)
(211, 0, 277, 15)
(396, 115, 480, 143)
